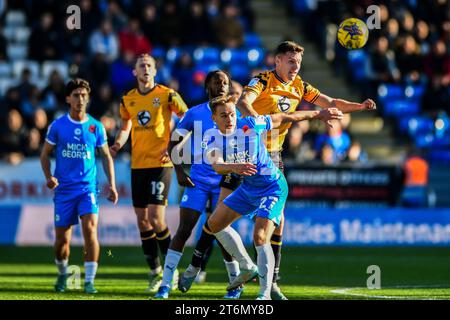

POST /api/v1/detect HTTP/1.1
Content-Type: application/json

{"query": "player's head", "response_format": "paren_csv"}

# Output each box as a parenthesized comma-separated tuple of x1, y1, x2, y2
(133, 53, 157, 85)
(65, 78, 91, 114)
(274, 41, 304, 82)
(230, 80, 243, 103)
(204, 70, 232, 99)
(210, 95, 237, 134)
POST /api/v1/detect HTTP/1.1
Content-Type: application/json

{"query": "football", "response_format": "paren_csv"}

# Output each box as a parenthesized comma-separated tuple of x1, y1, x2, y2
(337, 18, 369, 49)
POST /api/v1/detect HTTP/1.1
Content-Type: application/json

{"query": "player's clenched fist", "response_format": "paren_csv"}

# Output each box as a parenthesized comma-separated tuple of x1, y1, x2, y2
(109, 143, 121, 158)
(107, 186, 119, 205)
(46, 176, 59, 190)
(317, 108, 344, 129)
(361, 99, 376, 110)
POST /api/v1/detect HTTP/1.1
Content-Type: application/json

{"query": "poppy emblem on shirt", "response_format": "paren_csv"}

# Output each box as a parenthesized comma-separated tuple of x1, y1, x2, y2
(89, 125, 96, 133)
(242, 125, 249, 133)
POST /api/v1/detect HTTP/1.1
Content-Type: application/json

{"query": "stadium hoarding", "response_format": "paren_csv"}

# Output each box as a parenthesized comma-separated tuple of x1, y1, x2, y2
(0, 159, 180, 205)
(284, 164, 404, 206)
(1, 205, 450, 246)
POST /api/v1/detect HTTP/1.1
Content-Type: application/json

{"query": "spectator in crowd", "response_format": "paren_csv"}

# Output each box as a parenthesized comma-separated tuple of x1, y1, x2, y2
(119, 17, 152, 56)
(28, 12, 62, 62)
(0, 109, 28, 165)
(396, 35, 423, 84)
(141, 4, 160, 46)
(159, 1, 183, 47)
(344, 141, 368, 163)
(89, 19, 119, 63)
(213, 3, 244, 48)
(415, 20, 432, 55)
(90, 83, 115, 119)
(385, 18, 401, 50)
(422, 40, 450, 115)
(154, 57, 173, 85)
(31, 108, 49, 144)
(282, 121, 316, 164)
(110, 50, 136, 95)
(40, 70, 66, 116)
(88, 53, 112, 89)
(24, 127, 42, 157)
(105, 0, 129, 32)
(172, 53, 195, 99)
(366, 36, 401, 90)
(230, 80, 243, 103)
(80, 0, 101, 37)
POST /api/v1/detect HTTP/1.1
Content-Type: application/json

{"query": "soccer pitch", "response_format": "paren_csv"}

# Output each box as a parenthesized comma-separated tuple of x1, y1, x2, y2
(1, 246, 450, 300)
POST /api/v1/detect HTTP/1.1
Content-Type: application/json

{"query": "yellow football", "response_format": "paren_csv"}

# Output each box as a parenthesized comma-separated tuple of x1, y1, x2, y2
(337, 18, 369, 50)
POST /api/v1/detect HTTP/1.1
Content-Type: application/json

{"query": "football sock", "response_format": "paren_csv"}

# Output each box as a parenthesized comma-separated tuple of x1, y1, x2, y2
(214, 227, 254, 270)
(256, 244, 275, 299)
(191, 222, 216, 268)
(55, 259, 68, 275)
(156, 227, 171, 258)
(217, 239, 234, 262)
(184, 264, 200, 278)
(141, 230, 161, 272)
(224, 259, 240, 283)
(200, 242, 213, 271)
(161, 249, 182, 287)
(271, 234, 282, 283)
(84, 261, 98, 283)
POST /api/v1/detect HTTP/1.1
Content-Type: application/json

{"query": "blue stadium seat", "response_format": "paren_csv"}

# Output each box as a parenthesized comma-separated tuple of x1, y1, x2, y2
(229, 63, 250, 82)
(377, 84, 403, 103)
(404, 84, 426, 100)
(244, 33, 262, 47)
(399, 116, 434, 136)
(42, 61, 69, 81)
(151, 46, 166, 60)
(166, 47, 183, 65)
(383, 99, 420, 117)
(428, 149, 450, 164)
(193, 47, 220, 64)
(347, 50, 367, 81)
(220, 48, 248, 66)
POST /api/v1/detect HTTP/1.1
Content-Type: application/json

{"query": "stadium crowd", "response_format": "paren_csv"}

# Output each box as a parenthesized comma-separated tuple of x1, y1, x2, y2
(1, 0, 366, 166)
(285, 0, 450, 164)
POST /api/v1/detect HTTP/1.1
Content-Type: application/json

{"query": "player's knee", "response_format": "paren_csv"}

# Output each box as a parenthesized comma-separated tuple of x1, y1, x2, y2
(253, 230, 269, 246)
(137, 218, 151, 231)
(175, 224, 193, 243)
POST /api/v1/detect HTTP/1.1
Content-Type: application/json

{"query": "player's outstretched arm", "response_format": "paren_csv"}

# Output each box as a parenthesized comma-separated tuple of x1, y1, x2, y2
(314, 93, 376, 114)
(207, 149, 257, 176)
(98, 144, 118, 204)
(110, 118, 132, 157)
(237, 90, 259, 117)
(270, 108, 344, 129)
(40, 142, 58, 190)
(168, 134, 195, 188)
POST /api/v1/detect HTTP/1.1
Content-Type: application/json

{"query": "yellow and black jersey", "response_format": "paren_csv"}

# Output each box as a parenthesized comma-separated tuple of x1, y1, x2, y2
(120, 84, 188, 169)
(244, 70, 321, 152)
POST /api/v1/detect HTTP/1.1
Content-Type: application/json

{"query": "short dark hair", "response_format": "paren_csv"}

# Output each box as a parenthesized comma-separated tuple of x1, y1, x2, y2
(210, 95, 234, 114)
(65, 78, 91, 97)
(204, 70, 232, 90)
(275, 41, 304, 55)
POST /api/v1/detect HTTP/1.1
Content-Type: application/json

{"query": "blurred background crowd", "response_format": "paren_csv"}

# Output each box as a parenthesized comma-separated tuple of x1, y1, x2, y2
(0, 0, 448, 181)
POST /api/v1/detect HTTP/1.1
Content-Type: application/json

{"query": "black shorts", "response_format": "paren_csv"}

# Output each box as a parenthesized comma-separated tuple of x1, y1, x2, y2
(131, 167, 173, 207)
(219, 151, 285, 191)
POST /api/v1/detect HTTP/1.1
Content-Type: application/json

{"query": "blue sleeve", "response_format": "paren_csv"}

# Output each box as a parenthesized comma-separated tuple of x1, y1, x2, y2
(242, 115, 273, 133)
(96, 122, 108, 147)
(45, 121, 58, 145)
(176, 109, 194, 132)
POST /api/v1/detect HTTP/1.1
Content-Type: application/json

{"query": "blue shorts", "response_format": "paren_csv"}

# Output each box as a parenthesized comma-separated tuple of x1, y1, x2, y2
(180, 179, 221, 214)
(54, 190, 99, 227)
(223, 175, 288, 227)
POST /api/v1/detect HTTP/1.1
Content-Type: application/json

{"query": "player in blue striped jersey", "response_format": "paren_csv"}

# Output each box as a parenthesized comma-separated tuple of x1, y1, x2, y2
(202, 95, 342, 299)
(154, 71, 243, 299)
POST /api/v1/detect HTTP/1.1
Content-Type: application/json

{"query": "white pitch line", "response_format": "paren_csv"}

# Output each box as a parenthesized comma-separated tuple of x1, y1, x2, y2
(330, 285, 450, 300)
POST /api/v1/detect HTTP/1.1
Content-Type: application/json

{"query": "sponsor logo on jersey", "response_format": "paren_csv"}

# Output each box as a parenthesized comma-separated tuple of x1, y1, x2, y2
(277, 96, 291, 112)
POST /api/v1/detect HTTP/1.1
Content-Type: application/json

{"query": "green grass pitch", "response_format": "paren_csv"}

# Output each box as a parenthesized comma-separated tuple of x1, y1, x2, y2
(1, 246, 450, 300)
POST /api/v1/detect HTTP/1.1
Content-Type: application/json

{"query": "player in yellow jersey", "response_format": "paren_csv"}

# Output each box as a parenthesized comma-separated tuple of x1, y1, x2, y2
(233, 40, 376, 299)
(110, 54, 188, 292)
